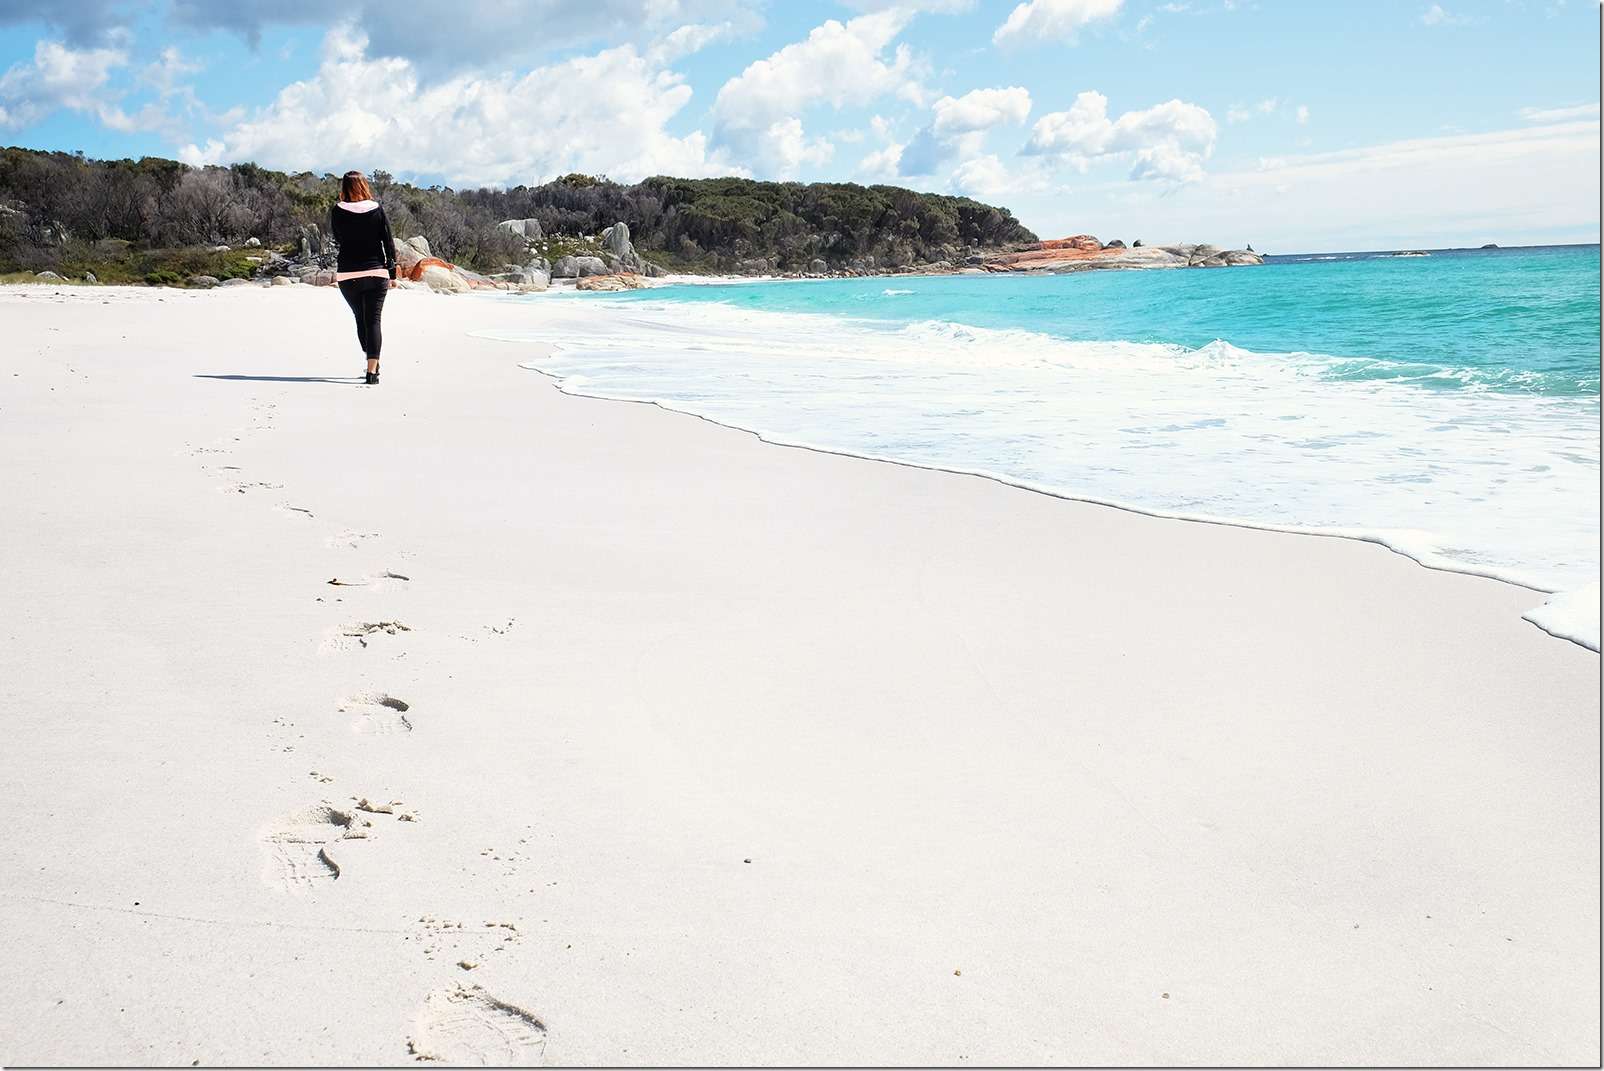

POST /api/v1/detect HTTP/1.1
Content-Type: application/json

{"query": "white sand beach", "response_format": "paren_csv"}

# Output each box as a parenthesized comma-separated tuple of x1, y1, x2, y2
(0, 283, 1597, 1065)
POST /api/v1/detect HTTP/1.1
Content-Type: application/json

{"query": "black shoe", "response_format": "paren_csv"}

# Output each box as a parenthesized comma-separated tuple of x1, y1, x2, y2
(364, 371, 378, 385)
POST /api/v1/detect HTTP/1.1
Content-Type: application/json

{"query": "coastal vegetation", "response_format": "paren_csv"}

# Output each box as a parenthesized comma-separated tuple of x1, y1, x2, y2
(0, 146, 1036, 284)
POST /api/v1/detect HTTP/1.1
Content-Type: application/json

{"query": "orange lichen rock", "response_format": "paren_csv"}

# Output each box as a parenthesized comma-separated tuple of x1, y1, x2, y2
(407, 256, 456, 281)
(982, 235, 1120, 272)
(1036, 234, 1104, 252)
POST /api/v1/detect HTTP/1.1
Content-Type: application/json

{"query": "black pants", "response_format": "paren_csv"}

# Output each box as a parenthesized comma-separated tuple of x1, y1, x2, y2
(338, 277, 388, 359)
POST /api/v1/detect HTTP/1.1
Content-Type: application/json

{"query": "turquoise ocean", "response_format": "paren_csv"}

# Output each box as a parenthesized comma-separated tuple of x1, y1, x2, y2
(492, 244, 1602, 647)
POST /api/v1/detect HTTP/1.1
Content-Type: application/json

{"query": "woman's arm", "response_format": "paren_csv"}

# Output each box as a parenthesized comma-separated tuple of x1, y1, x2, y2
(380, 207, 398, 282)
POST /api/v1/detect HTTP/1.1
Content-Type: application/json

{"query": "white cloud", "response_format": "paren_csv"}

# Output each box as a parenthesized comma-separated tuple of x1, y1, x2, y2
(647, 22, 737, 65)
(1226, 97, 1278, 123)
(0, 39, 124, 127)
(899, 85, 1032, 176)
(1520, 102, 1599, 124)
(1420, 4, 1470, 26)
(755, 116, 837, 174)
(948, 153, 1055, 199)
(1295, 104, 1310, 125)
(167, 0, 759, 72)
(839, 0, 975, 9)
(854, 113, 905, 179)
(0, 39, 145, 131)
(1018, 115, 1600, 252)
(711, 10, 922, 178)
(948, 154, 1013, 197)
(1225, 119, 1599, 186)
(857, 141, 905, 179)
(932, 86, 1032, 135)
(140, 46, 202, 97)
(182, 28, 741, 186)
(993, 0, 1123, 46)
(1024, 90, 1216, 182)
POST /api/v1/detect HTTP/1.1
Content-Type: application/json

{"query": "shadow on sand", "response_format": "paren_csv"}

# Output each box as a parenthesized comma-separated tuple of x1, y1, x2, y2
(194, 374, 363, 384)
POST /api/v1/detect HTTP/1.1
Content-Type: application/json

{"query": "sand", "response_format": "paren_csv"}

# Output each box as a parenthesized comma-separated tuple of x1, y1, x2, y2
(0, 282, 1597, 1066)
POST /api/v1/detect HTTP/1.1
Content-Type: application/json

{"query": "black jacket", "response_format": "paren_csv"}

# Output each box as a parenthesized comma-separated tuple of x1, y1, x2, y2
(329, 201, 398, 279)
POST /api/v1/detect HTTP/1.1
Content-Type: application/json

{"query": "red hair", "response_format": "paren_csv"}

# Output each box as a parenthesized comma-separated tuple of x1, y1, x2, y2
(340, 171, 373, 202)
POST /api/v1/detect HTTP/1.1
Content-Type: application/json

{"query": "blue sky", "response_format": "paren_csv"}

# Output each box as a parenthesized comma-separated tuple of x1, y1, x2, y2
(0, 0, 1597, 251)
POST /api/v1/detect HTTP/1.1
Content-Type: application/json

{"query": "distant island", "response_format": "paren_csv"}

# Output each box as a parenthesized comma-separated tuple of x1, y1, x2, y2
(0, 145, 1258, 289)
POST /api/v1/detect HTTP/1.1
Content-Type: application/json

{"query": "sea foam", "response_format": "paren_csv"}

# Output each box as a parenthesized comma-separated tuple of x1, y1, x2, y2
(485, 296, 1600, 650)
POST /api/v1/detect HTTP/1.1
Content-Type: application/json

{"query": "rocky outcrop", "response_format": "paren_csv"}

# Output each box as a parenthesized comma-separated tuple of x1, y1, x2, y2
(575, 273, 646, 292)
(497, 218, 543, 241)
(595, 222, 667, 277)
(982, 235, 1263, 274)
(1188, 247, 1262, 268)
(551, 254, 609, 279)
(493, 266, 550, 291)
(601, 223, 631, 258)
(243, 218, 663, 294)
(418, 263, 470, 294)
(1040, 234, 1102, 253)
(395, 236, 429, 278)
(298, 224, 324, 260)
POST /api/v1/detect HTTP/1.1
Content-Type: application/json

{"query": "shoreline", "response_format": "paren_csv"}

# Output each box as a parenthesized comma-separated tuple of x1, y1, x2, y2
(491, 280, 1600, 652)
(1, 283, 1597, 1065)
(510, 344, 1593, 648)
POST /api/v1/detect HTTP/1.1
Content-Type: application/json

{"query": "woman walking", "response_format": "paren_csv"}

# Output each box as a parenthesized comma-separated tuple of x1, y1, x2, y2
(329, 171, 397, 385)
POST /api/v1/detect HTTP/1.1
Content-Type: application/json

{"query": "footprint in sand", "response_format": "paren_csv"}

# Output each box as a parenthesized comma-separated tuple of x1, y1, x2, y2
(347, 620, 411, 638)
(222, 479, 283, 495)
(407, 985, 546, 1065)
(407, 917, 522, 967)
(260, 804, 372, 894)
(326, 571, 411, 591)
(247, 402, 277, 432)
(340, 692, 413, 735)
(320, 620, 412, 654)
(327, 530, 380, 550)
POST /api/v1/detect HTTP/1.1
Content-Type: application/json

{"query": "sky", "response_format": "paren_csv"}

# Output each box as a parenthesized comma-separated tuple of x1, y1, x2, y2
(0, 0, 1597, 252)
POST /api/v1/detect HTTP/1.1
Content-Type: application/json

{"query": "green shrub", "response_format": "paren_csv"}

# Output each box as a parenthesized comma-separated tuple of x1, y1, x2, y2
(0, 146, 1037, 280)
